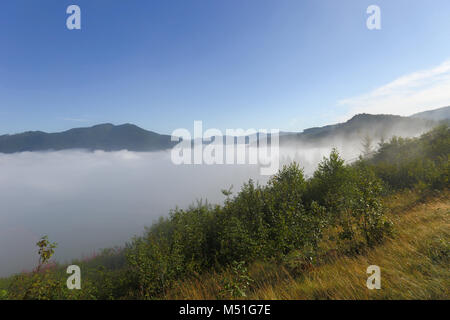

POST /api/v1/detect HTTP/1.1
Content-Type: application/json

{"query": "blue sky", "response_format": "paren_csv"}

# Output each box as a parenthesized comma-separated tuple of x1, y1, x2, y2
(1, 0, 450, 135)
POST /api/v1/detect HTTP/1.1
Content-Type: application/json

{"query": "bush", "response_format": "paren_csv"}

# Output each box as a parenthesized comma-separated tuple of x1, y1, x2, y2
(308, 150, 392, 251)
(219, 261, 254, 298)
(370, 125, 449, 191)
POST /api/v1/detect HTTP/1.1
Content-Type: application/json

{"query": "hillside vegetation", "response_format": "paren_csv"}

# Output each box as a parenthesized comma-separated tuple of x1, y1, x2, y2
(0, 125, 448, 300)
(167, 190, 449, 299)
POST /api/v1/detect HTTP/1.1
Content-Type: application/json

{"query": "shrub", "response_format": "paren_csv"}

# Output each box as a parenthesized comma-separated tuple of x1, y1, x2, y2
(308, 150, 392, 251)
(219, 261, 254, 299)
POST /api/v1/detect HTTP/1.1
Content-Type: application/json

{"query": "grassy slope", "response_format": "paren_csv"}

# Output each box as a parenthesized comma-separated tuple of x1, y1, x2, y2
(167, 190, 450, 300)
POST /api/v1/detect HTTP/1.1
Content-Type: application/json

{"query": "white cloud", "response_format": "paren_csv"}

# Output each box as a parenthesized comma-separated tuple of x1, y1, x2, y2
(338, 59, 450, 119)
(0, 150, 266, 276)
(0, 145, 363, 276)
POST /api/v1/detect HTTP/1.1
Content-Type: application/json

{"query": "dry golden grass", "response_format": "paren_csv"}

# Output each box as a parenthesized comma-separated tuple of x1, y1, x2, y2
(166, 190, 449, 300)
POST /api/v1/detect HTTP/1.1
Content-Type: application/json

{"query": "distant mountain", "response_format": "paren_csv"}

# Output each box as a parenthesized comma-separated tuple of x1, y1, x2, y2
(279, 113, 441, 146)
(411, 106, 450, 122)
(1, 107, 448, 154)
(0, 123, 177, 154)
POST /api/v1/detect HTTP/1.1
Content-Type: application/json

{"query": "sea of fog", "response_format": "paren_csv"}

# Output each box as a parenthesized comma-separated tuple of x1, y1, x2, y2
(0, 146, 360, 277)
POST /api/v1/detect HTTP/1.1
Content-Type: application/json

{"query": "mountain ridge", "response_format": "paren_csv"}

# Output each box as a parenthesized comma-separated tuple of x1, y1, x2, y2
(279, 110, 448, 147)
(410, 106, 450, 121)
(1, 107, 449, 153)
(0, 122, 177, 153)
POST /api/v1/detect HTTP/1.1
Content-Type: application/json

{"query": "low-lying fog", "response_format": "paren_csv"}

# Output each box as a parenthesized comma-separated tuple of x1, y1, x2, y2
(0, 143, 365, 277)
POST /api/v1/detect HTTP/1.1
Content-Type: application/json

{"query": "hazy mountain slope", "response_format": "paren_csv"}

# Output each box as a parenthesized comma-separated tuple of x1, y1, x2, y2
(0, 108, 446, 153)
(0, 123, 177, 153)
(411, 106, 450, 122)
(280, 113, 438, 147)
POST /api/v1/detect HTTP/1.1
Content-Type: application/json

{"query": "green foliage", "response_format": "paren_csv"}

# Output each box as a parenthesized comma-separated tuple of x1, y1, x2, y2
(122, 157, 391, 298)
(3, 125, 448, 300)
(6, 242, 132, 300)
(7, 235, 61, 300)
(219, 261, 254, 299)
(350, 162, 393, 247)
(5, 235, 102, 300)
(126, 235, 174, 298)
(8, 271, 62, 300)
(370, 125, 449, 191)
(0, 289, 8, 300)
(306, 150, 392, 251)
(36, 236, 57, 272)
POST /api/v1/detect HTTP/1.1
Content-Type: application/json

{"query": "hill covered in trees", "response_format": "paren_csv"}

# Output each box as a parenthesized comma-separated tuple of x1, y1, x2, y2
(0, 123, 176, 153)
(279, 108, 449, 147)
